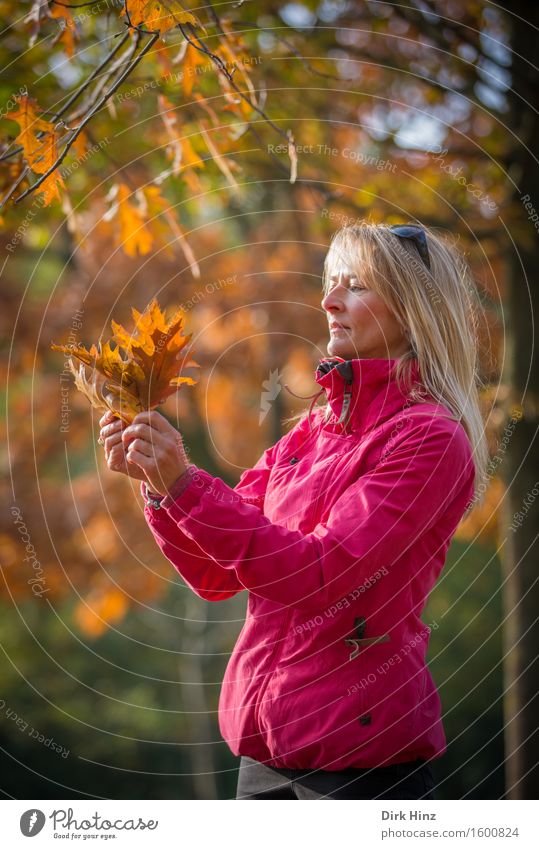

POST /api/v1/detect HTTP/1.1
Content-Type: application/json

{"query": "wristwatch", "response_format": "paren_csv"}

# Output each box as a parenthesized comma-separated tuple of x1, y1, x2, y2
(143, 485, 164, 510)
(142, 467, 197, 509)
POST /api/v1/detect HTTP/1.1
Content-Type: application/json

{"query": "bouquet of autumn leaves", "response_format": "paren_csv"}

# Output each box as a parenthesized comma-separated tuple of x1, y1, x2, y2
(51, 298, 198, 423)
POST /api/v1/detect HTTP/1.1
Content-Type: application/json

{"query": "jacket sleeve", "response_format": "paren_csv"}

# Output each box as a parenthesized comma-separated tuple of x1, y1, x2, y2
(142, 435, 283, 601)
(157, 416, 476, 611)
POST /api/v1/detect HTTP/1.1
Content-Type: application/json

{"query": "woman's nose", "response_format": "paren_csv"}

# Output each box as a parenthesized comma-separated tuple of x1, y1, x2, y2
(321, 287, 343, 313)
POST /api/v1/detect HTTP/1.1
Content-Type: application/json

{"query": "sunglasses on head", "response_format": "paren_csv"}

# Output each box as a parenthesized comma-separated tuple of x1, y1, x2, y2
(388, 224, 431, 271)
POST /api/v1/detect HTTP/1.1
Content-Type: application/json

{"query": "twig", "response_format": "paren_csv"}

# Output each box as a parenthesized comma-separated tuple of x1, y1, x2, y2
(50, 29, 132, 123)
(0, 32, 136, 210)
(179, 22, 291, 146)
(14, 32, 159, 202)
(228, 15, 345, 82)
(67, 29, 141, 122)
(0, 30, 130, 165)
(0, 165, 28, 209)
(52, 0, 105, 7)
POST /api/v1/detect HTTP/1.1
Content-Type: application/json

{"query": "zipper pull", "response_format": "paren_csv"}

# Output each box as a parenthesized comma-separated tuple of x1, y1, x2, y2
(336, 361, 354, 428)
(337, 385, 352, 425)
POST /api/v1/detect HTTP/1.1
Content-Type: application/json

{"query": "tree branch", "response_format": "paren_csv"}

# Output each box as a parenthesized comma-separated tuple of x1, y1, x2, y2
(66, 28, 141, 122)
(14, 31, 159, 203)
(0, 29, 131, 166)
(178, 21, 291, 145)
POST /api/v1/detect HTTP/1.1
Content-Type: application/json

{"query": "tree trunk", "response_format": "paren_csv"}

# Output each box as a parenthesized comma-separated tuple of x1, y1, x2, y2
(500, 0, 539, 799)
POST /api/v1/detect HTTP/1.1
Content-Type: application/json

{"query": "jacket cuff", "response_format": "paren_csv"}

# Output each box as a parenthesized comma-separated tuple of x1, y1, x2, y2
(161, 466, 216, 519)
(160, 465, 200, 509)
(140, 467, 199, 512)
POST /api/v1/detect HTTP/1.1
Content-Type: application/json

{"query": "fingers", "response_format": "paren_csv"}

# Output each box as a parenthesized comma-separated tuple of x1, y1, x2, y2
(105, 445, 146, 481)
(99, 410, 119, 427)
(131, 410, 168, 433)
(125, 447, 153, 471)
(121, 421, 161, 447)
(106, 445, 127, 472)
(126, 438, 154, 459)
(100, 417, 124, 441)
(103, 431, 123, 454)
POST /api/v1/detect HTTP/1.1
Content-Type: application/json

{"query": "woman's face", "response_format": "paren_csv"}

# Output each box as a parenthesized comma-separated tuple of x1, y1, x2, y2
(321, 260, 409, 360)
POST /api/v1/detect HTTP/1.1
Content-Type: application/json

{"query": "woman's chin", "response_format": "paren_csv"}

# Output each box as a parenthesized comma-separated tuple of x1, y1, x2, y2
(327, 338, 357, 359)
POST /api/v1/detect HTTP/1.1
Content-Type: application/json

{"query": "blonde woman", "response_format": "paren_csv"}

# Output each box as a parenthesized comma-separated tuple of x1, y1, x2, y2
(99, 222, 487, 800)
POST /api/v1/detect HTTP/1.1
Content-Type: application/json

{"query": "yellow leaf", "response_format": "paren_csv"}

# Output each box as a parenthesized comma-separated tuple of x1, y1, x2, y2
(70, 130, 89, 159)
(181, 136, 204, 169)
(8, 94, 52, 157)
(103, 182, 153, 257)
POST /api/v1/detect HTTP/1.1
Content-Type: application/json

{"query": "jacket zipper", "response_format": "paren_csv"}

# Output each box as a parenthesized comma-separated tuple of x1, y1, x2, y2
(253, 607, 293, 743)
(252, 368, 352, 741)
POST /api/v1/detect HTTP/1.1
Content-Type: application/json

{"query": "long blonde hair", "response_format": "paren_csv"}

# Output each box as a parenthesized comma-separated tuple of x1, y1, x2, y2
(284, 221, 488, 512)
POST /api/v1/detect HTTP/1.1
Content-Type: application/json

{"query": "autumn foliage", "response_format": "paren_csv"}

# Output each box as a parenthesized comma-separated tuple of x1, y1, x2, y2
(51, 297, 198, 423)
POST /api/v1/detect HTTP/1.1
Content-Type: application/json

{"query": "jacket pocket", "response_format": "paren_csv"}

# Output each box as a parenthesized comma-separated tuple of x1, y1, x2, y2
(351, 649, 425, 743)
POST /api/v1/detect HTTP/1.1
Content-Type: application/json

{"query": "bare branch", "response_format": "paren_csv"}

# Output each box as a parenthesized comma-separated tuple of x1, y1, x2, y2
(67, 29, 141, 122)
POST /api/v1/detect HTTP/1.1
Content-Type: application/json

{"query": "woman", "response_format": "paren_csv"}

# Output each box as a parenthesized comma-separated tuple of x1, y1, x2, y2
(99, 222, 488, 800)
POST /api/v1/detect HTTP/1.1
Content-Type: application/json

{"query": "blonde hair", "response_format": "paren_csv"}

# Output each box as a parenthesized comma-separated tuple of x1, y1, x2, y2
(284, 221, 488, 513)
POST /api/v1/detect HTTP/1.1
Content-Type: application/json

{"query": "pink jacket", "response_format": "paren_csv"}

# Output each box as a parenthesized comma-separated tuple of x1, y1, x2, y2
(142, 356, 475, 770)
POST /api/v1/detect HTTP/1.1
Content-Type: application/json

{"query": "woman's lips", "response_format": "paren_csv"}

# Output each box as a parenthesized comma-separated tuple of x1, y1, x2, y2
(329, 324, 349, 333)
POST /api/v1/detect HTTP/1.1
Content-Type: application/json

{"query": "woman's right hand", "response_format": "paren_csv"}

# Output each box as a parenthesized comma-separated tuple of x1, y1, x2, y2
(98, 410, 148, 482)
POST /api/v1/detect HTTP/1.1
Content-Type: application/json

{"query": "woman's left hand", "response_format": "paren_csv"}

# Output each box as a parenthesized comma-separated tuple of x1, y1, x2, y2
(120, 411, 189, 496)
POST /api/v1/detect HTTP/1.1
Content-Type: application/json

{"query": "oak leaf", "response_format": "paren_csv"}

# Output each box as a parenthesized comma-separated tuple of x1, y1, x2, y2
(50, 5, 78, 57)
(123, 1, 202, 36)
(51, 297, 199, 423)
(104, 182, 153, 257)
(7, 94, 65, 203)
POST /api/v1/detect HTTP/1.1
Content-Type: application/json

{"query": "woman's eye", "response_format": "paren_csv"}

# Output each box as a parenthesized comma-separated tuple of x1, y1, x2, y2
(349, 283, 365, 292)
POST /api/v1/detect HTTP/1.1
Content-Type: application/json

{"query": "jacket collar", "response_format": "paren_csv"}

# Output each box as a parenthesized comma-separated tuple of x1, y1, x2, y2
(313, 356, 425, 435)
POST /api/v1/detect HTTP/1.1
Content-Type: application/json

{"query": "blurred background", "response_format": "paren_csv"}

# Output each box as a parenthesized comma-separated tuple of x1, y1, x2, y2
(1, 0, 537, 799)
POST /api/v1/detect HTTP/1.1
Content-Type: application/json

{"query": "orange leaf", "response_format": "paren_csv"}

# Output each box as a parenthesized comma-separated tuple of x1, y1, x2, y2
(74, 588, 129, 638)
(103, 182, 153, 257)
(117, 183, 153, 256)
(8, 94, 54, 161)
(51, 296, 199, 422)
(50, 5, 78, 57)
(8, 95, 65, 204)
(123, 1, 201, 36)
(182, 41, 207, 96)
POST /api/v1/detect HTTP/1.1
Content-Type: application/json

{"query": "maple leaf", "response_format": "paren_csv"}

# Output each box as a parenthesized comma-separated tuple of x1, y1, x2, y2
(8, 94, 53, 157)
(51, 297, 199, 423)
(123, 1, 202, 37)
